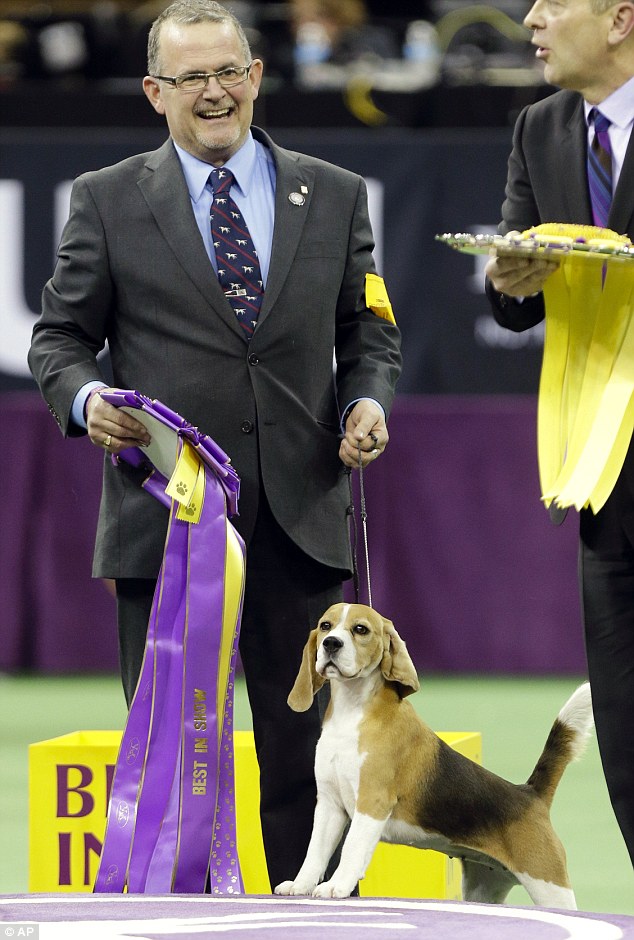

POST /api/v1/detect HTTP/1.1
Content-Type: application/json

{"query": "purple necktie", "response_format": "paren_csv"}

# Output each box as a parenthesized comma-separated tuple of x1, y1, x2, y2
(587, 109, 613, 228)
(210, 167, 263, 339)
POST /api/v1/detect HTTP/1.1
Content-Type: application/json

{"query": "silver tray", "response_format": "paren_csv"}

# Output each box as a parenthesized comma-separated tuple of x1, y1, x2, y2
(435, 232, 634, 262)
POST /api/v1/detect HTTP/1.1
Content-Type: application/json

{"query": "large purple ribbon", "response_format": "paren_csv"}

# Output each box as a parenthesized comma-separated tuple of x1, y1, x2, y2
(93, 391, 244, 894)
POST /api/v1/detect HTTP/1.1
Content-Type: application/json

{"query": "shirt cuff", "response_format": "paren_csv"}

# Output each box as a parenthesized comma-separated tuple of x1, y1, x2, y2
(71, 381, 107, 430)
(340, 398, 385, 433)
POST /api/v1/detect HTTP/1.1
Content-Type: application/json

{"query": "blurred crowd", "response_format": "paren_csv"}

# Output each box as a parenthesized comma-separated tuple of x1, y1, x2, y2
(0, 0, 538, 91)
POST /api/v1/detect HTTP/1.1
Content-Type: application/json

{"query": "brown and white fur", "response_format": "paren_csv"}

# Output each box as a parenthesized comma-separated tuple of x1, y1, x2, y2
(274, 603, 593, 908)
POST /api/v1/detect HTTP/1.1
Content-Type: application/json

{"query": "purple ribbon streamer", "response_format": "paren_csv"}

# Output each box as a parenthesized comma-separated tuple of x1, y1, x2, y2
(93, 515, 183, 892)
(93, 391, 245, 894)
(126, 514, 189, 892)
(172, 496, 226, 891)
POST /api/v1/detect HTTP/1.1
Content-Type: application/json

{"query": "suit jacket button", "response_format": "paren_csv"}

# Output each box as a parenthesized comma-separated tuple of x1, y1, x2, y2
(241, 420, 254, 434)
(248, 353, 259, 366)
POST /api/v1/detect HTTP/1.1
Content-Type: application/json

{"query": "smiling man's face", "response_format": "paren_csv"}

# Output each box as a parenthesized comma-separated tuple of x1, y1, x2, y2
(143, 19, 263, 166)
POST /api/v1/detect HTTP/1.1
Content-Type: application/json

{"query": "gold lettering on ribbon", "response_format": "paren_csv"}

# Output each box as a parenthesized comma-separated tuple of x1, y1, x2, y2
(193, 689, 209, 795)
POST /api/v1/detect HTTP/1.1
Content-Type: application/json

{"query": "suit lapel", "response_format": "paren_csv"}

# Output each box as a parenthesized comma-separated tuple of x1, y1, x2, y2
(562, 101, 594, 224)
(254, 133, 315, 327)
(138, 141, 245, 340)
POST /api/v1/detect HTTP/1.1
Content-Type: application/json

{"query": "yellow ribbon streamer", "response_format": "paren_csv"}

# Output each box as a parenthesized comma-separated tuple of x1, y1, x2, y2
(165, 440, 205, 524)
(175, 460, 205, 524)
(538, 256, 634, 512)
(537, 264, 571, 497)
(159, 436, 243, 729)
(216, 523, 245, 739)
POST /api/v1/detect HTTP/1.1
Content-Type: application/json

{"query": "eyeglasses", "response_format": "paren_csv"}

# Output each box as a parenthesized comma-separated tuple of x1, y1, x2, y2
(151, 64, 252, 92)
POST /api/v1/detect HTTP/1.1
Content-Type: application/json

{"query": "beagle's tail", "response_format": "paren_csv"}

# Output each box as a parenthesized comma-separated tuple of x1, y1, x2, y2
(525, 682, 593, 807)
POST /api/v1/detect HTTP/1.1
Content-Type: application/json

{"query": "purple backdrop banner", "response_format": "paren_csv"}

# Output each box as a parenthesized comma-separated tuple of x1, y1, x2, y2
(349, 395, 583, 674)
(1, 390, 118, 672)
(0, 391, 584, 676)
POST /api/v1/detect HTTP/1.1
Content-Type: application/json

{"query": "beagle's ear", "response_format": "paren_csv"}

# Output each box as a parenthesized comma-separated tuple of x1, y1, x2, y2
(288, 628, 326, 712)
(380, 618, 420, 697)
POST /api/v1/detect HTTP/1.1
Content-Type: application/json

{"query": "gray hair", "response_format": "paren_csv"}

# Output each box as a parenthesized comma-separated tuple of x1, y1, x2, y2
(147, 0, 252, 75)
(589, 0, 623, 12)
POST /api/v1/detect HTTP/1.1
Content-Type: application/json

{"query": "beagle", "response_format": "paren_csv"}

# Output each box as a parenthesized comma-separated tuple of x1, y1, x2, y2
(274, 603, 593, 909)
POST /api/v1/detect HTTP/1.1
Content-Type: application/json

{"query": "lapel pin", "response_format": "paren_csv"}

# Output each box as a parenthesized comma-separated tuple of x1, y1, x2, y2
(300, 185, 308, 194)
(289, 192, 305, 206)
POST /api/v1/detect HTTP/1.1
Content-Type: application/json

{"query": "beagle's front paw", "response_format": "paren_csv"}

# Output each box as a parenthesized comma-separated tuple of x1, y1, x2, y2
(312, 878, 355, 898)
(274, 879, 318, 896)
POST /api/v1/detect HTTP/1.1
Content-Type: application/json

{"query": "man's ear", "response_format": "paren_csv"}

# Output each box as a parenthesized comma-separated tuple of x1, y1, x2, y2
(249, 58, 264, 101)
(380, 617, 420, 697)
(143, 76, 166, 115)
(288, 629, 326, 712)
(609, 3, 634, 44)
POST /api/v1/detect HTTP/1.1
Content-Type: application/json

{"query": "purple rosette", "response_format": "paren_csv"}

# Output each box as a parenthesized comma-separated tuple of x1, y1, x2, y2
(93, 391, 245, 894)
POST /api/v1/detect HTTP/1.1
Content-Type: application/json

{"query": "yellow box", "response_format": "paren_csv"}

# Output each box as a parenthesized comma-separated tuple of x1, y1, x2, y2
(29, 730, 120, 892)
(29, 729, 481, 897)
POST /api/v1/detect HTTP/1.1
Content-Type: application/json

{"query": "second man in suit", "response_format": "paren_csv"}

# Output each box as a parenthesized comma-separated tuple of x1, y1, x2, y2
(28, 0, 401, 890)
(485, 0, 634, 870)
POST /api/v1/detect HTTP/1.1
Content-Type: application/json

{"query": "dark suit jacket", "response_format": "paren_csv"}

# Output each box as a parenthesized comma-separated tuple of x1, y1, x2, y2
(486, 89, 634, 546)
(29, 127, 402, 579)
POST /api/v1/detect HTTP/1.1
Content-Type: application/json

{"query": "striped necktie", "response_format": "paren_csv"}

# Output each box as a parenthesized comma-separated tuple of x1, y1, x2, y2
(587, 109, 613, 228)
(210, 167, 263, 340)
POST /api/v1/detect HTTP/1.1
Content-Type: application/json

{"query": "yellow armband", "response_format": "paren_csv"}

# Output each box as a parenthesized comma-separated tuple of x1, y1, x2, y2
(365, 273, 396, 325)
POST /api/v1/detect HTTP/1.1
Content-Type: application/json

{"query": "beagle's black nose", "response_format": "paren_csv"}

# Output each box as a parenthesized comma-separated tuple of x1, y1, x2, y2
(322, 635, 344, 653)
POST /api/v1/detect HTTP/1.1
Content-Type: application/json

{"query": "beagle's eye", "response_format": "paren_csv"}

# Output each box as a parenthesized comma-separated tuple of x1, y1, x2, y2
(352, 623, 369, 635)
(319, 621, 332, 632)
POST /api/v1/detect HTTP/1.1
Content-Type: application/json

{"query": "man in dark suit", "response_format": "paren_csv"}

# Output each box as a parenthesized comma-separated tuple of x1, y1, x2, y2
(28, 0, 401, 890)
(485, 0, 634, 868)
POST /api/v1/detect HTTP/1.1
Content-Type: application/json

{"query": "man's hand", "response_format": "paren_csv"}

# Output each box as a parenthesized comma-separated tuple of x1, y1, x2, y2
(86, 388, 151, 453)
(485, 237, 559, 297)
(339, 400, 388, 468)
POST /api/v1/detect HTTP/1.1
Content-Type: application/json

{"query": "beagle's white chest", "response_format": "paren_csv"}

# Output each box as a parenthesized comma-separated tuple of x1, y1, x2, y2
(315, 706, 366, 819)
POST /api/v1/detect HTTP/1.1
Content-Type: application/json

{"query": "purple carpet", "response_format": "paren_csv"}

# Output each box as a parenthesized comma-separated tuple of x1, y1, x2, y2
(1, 895, 632, 939)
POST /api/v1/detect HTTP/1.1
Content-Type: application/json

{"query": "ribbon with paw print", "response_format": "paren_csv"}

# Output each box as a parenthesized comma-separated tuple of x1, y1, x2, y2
(93, 390, 245, 894)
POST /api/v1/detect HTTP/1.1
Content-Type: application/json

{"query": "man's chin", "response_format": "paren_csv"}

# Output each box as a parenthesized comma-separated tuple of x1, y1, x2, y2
(542, 65, 567, 90)
(193, 128, 243, 165)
